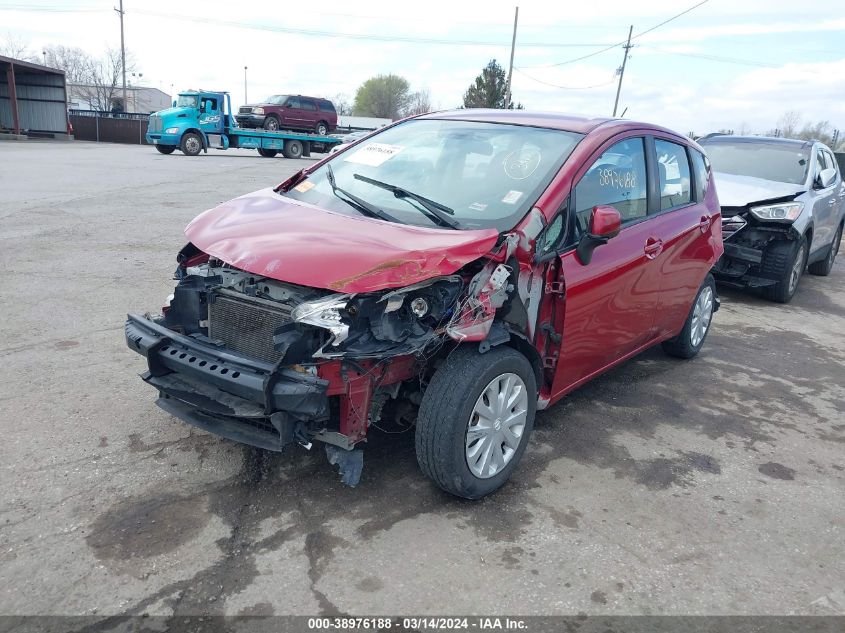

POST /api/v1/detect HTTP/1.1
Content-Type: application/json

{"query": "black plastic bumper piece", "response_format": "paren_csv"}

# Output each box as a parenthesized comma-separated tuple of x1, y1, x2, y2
(125, 313, 330, 450)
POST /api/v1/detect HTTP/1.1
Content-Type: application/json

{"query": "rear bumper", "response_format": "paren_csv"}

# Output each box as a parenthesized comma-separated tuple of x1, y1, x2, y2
(125, 313, 329, 450)
(235, 114, 266, 128)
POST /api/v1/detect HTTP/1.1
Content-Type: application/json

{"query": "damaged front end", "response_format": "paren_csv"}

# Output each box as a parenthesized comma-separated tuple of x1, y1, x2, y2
(125, 239, 525, 485)
(714, 197, 805, 288)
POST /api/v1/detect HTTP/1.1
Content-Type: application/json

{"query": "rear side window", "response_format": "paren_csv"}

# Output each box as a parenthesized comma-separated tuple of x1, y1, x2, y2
(300, 99, 317, 111)
(319, 100, 336, 112)
(824, 150, 840, 178)
(655, 139, 692, 211)
(690, 149, 710, 202)
(573, 137, 647, 237)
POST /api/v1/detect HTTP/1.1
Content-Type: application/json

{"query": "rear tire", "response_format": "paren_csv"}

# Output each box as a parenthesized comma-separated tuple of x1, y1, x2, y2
(257, 148, 278, 158)
(808, 224, 842, 276)
(415, 346, 537, 499)
(180, 132, 203, 156)
(761, 236, 807, 303)
(263, 116, 280, 131)
(283, 139, 303, 159)
(315, 121, 329, 136)
(154, 144, 176, 154)
(662, 274, 716, 359)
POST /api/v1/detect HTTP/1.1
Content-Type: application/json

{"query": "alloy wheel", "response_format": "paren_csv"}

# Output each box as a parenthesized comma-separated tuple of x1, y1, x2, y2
(830, 228, 841, 267)
(465, 373, 528, 479)
(690, 286, 714, 348)
(789, 243, 806, 295)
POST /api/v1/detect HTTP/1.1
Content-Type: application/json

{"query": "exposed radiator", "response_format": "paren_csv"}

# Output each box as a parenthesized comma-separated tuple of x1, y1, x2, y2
(208, 291, 292, 364)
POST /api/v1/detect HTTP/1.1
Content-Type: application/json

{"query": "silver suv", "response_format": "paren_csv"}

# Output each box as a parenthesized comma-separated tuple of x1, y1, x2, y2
(700, 135, 845, 302)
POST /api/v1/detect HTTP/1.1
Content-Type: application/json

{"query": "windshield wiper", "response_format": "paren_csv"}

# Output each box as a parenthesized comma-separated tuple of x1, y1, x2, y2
(353, 174, 460, 230)
(325, 164, 400, 224)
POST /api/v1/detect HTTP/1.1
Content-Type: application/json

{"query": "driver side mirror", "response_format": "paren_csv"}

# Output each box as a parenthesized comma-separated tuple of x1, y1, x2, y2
(817, 167, 836, 189)
(576, 205, 621, 265)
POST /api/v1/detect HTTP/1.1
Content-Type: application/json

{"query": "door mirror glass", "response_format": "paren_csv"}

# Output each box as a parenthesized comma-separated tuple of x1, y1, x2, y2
(818, 167, 836, 189)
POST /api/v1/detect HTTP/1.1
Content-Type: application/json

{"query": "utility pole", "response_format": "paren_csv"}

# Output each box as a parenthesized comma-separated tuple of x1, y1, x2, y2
(115, 0, 127, 112)
(612, 25, 633, 118)
(244, 66, 248, 104)
(505, 6, 519, 109)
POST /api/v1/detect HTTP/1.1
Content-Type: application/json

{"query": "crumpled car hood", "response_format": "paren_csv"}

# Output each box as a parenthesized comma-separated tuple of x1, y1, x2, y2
(184, 188, 500, 293)
(715, 172, 806, 207)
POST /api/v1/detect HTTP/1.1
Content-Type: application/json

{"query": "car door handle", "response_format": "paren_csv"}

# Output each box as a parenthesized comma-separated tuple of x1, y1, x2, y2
(699, 215, 712, 232)
(644, 238, 663, 259)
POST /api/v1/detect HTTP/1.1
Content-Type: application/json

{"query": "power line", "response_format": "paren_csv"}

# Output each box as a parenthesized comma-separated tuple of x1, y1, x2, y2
(519, 0, 709, 68)
(513, 67, 616, 90)
(637, 46, 779, 68)
(121, 9, 619, 48)
(630, 0, 710, 41)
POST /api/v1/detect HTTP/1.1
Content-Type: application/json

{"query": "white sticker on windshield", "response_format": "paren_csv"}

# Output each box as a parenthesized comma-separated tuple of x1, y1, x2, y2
(502, 190, 523, 204)
(343, 142, 405, 167)
(468, 202, 488, 211)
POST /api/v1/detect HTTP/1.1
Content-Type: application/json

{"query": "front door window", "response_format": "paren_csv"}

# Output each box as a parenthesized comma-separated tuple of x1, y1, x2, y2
(573, 137, 648, 237)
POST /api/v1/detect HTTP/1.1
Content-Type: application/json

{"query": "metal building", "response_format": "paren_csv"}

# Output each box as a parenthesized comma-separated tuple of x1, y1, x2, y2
(0, 55, 69, 137)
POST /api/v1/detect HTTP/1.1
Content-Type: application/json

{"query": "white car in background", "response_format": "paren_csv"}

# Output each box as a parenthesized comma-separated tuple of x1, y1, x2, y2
(329, 130, 373, 154)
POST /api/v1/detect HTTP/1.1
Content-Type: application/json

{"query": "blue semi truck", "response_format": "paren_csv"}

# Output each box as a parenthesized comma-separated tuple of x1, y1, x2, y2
(146, 90, 341, 158)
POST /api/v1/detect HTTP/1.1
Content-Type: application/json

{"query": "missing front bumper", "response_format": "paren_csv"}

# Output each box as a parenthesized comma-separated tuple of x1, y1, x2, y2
(125, 313, 330, 451)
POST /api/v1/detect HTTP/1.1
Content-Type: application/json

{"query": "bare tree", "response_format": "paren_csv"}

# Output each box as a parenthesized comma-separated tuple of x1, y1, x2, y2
(43, 45, 94, 83)
(405, 88, 432, 116)
(777, 110, 801, 139)
(797, 120, 835, 147)
(332, 93, 352, 116)
(0, 32, 38, 62)
(46, 46, 135, 111)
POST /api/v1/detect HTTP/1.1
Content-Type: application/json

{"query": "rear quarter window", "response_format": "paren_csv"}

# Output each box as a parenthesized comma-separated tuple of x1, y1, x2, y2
(655, 139, 692, 210)
(690, 149, 710, 202)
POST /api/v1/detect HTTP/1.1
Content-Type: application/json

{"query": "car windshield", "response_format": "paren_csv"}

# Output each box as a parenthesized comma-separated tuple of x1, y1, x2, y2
(282, 118, 583, 231)
(266, 95, 289, 105)
(176, 95, 198, 108)
(702, 139, 810, 185)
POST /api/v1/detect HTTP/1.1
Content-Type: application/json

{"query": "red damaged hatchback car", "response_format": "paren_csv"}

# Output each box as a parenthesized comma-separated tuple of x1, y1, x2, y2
(126, 110, 723, 498)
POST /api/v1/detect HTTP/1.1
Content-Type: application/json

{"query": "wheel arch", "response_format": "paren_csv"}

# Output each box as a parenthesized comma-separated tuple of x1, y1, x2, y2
(497, 328, 544, 389)
(181, 128, 206, 149)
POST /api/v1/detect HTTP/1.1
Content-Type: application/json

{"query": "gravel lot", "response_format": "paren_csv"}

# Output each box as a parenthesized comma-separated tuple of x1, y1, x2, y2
(1, 141, 843, 618)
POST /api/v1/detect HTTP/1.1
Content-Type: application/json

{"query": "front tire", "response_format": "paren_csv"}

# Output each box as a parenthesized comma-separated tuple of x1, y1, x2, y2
(154, 144, 176, 154)
(662, 274, 716, 359)
(762, 236, 807, 303)
(180, 132, 203, 156)
(415, 346, 537, 499)
(263, 116, 280, 131)
(257, 148, 278, 157)
(808, 224, 842, 276)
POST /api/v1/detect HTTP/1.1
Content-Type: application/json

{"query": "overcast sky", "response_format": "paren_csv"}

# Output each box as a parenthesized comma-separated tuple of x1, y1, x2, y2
(2, 0, 844, 135)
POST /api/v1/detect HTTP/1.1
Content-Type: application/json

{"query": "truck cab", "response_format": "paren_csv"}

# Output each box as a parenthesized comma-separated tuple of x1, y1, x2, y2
(146, 91, 234, 156)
